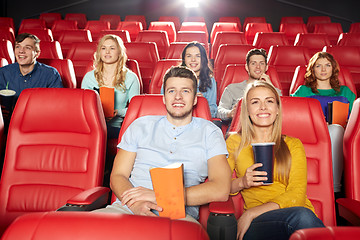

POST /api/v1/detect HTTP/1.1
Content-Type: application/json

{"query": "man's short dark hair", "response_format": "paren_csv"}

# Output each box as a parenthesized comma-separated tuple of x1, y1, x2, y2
(15, 33, 40, 52)
(246, 48, 267, 65)
(163, 66, 198, 96)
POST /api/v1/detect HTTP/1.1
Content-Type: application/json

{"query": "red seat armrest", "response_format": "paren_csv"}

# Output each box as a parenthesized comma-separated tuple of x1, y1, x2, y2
(336, 198, 360, 225)
(67, 186, 110, 205)
(209, 198, 235, 215)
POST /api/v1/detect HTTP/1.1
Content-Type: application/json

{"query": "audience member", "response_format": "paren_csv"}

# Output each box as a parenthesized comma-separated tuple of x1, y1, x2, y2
(81, 34, 140, 139)
(226, 81, 324, 240)
(291, 52, 356, 193)
(94, 66, 231, 223)
(217, 48, 281, 122)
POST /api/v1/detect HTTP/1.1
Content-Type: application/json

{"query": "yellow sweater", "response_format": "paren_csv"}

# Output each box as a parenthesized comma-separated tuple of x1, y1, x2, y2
(226, 133, 315, 213)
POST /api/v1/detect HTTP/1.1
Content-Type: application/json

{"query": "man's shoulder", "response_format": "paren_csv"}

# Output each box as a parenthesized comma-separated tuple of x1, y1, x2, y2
(131, 115, 164, 125)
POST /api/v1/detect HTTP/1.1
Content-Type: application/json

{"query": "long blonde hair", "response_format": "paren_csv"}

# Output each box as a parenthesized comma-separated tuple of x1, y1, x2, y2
(94, 34, 128, 91)
(237, 81, 291, 184)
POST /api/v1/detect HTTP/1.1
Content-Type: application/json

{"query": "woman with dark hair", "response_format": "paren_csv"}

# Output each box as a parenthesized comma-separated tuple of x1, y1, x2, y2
(292, 51, 356, 193)
(181, 41, 217, 118)
(227, 81, 324, 240)
(81, 34, 140, 138)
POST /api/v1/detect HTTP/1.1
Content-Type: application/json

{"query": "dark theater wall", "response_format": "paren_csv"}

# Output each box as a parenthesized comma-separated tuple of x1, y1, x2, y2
(2, 0, 357, 32)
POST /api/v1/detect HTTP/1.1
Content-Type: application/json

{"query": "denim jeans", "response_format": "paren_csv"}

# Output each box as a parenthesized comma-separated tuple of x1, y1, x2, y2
(244, 207, 325, 240)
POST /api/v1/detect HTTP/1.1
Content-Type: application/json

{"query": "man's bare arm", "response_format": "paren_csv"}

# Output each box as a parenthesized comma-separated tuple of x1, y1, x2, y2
(185, 154, 231, 206)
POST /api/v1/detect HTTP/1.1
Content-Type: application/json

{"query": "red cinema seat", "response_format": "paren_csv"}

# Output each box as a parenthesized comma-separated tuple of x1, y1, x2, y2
(267, 45, 311, 95)
(85, 20, 111, 41)
(337, 33, 360, 46)
(290, 227, 360, 240)
(290, 65, 357, 97)
(18, 28, 54, 42)
(18, 19, 46, 33)
(51, 20, 78, 40)
(124, 42, 160, 93)
(210, 22, 240, 45)
(211, 32, 246, 60)
(176, 31, 209, 55)
(38, 58, 77, 88)
(124, 15, 147, 30)
(244, 22, 273, 44)
(180, 22, 209, 41)
(218, 64, 283, 103)
(117, 21, 143, 42)
(158, 16, 181, 32)
(336, 98, 360, 226)
(148, 59, 182, 94)
(306, 16, 331, 33)
(100, 30, 131, 43)
(214, 44, 253, 84)
(228, 97, 336, 226)
(0, 88, 107, 236)
(242, 16, 267, 31)
(0, 57, 8, 67)
(0, 17, 14, 32)
(349, 22, 360, 33)
(313, 23, 343, 46)
(0, 40, 15, 64)
(165, 42, 187, 59)
(39, 12, 62, 29)
(218, 16, 241, 31)
(64, 13, 87, 29)
(38, 41, 63, 60)
(136, 30, 170, 59)
(294, 33, 331, 56)
(279, 23, 308, 44)
(149, 21, 177, 43)
(252, 32, 289, 53)
(323, 45, 360, 96)
(0, 27, 15, 46)
(58, 29, 92, 58)
(66, 42, 97, 87)
(280, 16, 304, 25)
(100, 14, 121, 30)
(1, 212, 209, 240)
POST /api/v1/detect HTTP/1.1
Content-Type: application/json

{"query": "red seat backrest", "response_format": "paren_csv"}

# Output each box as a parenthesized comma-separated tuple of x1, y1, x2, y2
(280, 16, 304, 25)
(124, 42, 160, 93)
(290, 65, 357, 97)
(100, 30, 131, 43)
(267, 45, 311, 95)
(337, 33, 360, 46)
(349, 22, 360, 33)
(294, 33, 331, 56)
(85, 20, 111, 41)
(51, 20, 78, 40)
(38, 41, 63, 60)
(158, 16, 180, 32)
(149, 59, 182, 94)
(136, 30, 170, 59)
(18, 19, 46, 33)
(229, 97, 336, 226)
(218, 16, 241, 31)
(290, 226, 360, 240)
(1, 212, 209, 240)
(176, 31, 209, 55)
(279, 23, 308, 44)
(18, 28, 53, 42)
(0, 88, 106, 235)
(38, 58, 77, 88)
(184, 16, 205, 22)
(66, 42, 97, 87)
(0, 17, 14, 31)
(214, 44, 253, 84)
(148, 21, 177, 43)
(64, 13, 87, 29)
(117, 21, 143, 42)
(0, 27, 15, 46)
(58, 29, 92, 58)
(124, 15, 147, 30)
(165, 42, 187, 59)
(99, 15, 121, 30)
(313, 23, 343, 45)
(39, 12, 62, 29)
(0, 57, 8, 67)
(210, 22, 240, 45)
(343, 98, 360, 201)
(244, 22, 273, 44)
(242, 16, 267, 31)
(180, 22, 208, 40)
(252, 32, 289, 52)
(0, 39, 15, 64)
(306, 16, 331, 33)
(211, 32, 247, 60)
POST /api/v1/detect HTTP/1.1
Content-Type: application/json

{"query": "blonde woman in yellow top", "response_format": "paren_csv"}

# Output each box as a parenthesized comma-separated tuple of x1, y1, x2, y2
(226, 81, 324, 240)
